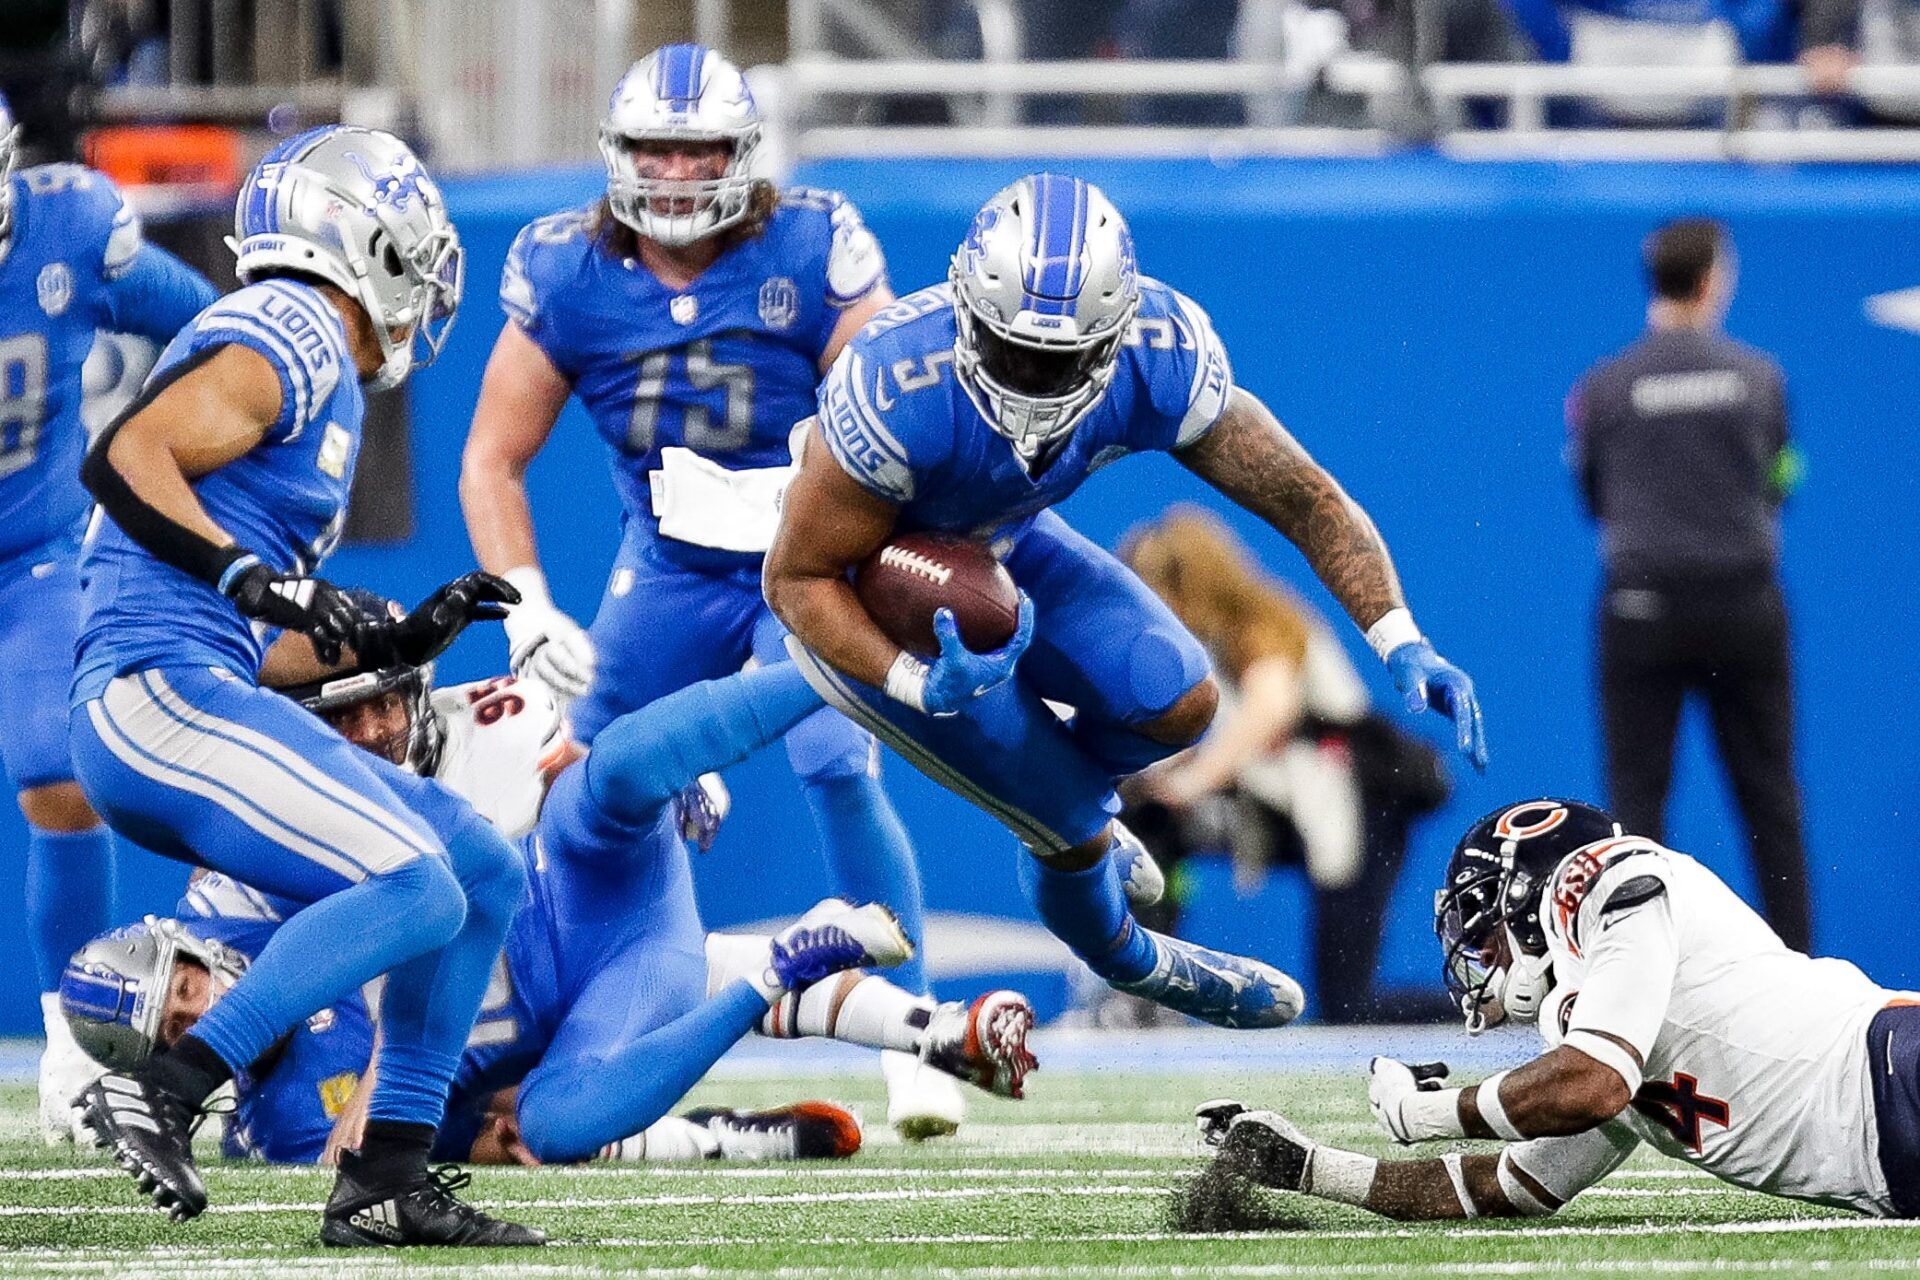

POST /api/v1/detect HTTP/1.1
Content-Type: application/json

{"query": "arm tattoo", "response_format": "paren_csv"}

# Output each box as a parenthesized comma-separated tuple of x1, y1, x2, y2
(1177, 388, 1404, 630)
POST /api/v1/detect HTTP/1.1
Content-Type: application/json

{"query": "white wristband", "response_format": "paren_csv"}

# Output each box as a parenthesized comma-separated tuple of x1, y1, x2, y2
(1475, 1070, 1526, 1141)
(1442, 1152, 1481, 1218)
(1303, 1145, 1378, 1207)
(1365, 607, 1423, 662)
(502, 565, 555, 610)
(1398, 1086, 1468, 1141)
(883, 652, 930, 713)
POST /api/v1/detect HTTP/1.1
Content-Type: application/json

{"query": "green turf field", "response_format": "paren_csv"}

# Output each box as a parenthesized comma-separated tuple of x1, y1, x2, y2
(1, 1042, 1915, 1279)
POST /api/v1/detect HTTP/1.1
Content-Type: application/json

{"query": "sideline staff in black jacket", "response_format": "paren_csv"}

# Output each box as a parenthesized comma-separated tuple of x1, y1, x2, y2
(1567, 218, 1810, 951)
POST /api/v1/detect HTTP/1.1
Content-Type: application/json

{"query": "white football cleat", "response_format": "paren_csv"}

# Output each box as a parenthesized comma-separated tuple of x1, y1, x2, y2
(768, 898, 913, 990)
(883, 1048, 966, 1142)
(40, 993, 104, 1146)
(920, 989, 1038, 1101)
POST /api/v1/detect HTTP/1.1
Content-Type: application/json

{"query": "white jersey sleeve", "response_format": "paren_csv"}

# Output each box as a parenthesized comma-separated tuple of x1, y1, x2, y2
(430, 676, 576, 838)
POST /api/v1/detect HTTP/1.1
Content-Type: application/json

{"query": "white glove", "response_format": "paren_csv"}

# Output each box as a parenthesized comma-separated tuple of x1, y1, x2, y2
(501, 567, 597, 698)
(1368, 1056, 1454, 1145)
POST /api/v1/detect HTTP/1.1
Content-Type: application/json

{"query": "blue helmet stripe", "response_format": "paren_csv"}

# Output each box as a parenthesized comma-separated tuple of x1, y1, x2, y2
(655, 43, 707, 107)
(1024, 174, 1086, 317)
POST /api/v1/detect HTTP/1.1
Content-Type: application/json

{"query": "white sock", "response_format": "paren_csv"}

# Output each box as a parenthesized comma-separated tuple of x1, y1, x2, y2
(705, 932, 785, 1004)
(761, 972, 935, 1053)
(597, 1116, 719, 1162)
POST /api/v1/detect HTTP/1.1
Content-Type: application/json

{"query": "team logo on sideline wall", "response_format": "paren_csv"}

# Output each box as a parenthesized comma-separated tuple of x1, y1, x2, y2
(37, 263, 72, 317)
(759, 276, 799, 330)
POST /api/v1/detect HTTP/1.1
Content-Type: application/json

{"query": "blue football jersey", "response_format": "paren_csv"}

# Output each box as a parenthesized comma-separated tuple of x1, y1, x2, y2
(500, 188, 886, 525)
(73, 280, 364, 698)
(0, 165, 201, 561)
(818, 278, 1233, 541)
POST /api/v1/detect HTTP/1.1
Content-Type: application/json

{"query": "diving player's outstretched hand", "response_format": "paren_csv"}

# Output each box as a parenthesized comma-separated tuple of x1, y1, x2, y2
(1385, 640, 1488, 771)
(920, 595, 1034, 717)
(221, 561, 363, 666)
(358, 571, 521, 669)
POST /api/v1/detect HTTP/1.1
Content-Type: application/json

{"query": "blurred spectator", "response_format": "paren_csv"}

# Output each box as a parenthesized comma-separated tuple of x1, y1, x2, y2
(1116, 0, 1244, 124)
(1567, 218, 1811, 952)
(1116, 508, 1453, 1025)
(1799, 0, 1920, 120)
(1503, 0, 1793, 122)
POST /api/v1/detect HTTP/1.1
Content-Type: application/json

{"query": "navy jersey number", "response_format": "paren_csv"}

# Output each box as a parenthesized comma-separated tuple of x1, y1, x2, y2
(625, 338, 756, 455)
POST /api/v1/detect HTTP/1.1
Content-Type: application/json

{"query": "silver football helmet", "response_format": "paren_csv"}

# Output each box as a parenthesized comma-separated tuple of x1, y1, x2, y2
(0, 92, 18, 242)
(59, 917, 249, 1071)
(600, 44, 761, 247)
(230, 125, 463, 391)
(950, 174, 1141, 468)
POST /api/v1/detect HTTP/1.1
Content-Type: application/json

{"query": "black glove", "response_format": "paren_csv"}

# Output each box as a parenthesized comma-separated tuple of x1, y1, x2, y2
(353, 571, 520, 670)
(222, 561, 362, 665)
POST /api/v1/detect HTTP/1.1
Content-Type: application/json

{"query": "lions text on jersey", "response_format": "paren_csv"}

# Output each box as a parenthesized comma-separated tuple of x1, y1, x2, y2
(1508, 842, 1915, 1215)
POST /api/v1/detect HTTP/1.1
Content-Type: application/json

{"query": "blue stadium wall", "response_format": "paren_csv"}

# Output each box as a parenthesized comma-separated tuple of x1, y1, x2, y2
(6, 155, 1918, 1032)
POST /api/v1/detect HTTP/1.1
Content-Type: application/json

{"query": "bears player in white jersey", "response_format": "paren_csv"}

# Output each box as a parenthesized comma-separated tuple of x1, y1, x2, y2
(62, 613, 1036, 1167)
(460, 44, 946, 1135)
(766, 174, 1487, 1033)
(63, 126, 546, 1246)
(1194, 798, 1920, 1221)
(0, 91, 218, 1139)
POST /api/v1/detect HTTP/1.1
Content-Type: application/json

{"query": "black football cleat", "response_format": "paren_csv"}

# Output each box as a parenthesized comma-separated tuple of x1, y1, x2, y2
(320, 1151, 547, 1248)
(79, 1072, 209, 1221)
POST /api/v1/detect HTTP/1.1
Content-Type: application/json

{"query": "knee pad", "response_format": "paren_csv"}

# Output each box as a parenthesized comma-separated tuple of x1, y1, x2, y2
(785, 706, 879, 784)
(1126, 628, 1214, 723)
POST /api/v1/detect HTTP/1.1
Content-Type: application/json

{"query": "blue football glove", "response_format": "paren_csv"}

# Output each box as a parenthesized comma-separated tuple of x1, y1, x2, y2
(920, 595, 1036, 717)
(1386, 640, 1488, 771)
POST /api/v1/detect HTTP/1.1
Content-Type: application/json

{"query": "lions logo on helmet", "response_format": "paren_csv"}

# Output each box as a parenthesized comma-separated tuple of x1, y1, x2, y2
(949, 174, 1142, 468)
(1434, 798, 1623, 1034)
(599, 44, 763, 247)
(229, 125, 463, 391)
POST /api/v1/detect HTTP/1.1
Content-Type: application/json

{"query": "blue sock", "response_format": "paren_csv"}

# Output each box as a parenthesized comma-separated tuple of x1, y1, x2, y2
(517, 980, 769, 1163)
(1017, 839, 1157, 983)
(191, 856, 464, 1073)
(803, 773, 928, 995)
(369, 816, 525, 1126)
(25, 824, 116, 992)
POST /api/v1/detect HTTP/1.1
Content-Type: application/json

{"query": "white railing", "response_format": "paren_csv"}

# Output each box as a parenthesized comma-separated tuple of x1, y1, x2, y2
(773, 55, 1920, 163)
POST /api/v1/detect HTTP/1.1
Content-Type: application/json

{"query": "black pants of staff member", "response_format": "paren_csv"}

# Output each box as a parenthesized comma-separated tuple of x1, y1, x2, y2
(1598, 574, 1811, 952)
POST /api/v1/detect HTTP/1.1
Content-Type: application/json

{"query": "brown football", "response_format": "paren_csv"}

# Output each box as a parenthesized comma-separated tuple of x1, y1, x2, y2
(854, 533, 1020, 658)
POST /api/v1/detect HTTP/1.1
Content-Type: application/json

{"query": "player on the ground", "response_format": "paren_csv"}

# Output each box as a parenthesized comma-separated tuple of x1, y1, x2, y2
(0, 90, 219, 1139)
(458, 44, 946, 1135)
(62, 638, 1035, 1166)
(64, 125, 545, 1247)
(1194, 798, 1920, 1220)
(764, 173, 1486, 1032)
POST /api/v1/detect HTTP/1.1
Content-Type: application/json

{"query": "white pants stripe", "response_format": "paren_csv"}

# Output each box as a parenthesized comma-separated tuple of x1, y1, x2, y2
(784, 637, 1077, 855)
(92, 677, 425, 882)
(138, 670, 437, 861)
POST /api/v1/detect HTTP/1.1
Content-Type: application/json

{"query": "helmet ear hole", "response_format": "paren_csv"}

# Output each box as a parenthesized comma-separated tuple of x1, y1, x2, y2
(378, 237, 403, 278)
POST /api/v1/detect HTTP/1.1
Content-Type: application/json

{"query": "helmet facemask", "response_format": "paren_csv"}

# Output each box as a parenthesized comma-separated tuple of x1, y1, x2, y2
(1435, 852, 1554, 1036)
(601, 127, 760, 248)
